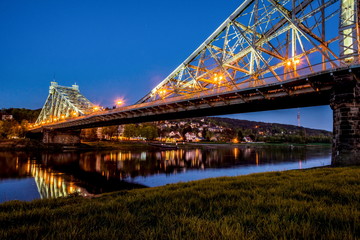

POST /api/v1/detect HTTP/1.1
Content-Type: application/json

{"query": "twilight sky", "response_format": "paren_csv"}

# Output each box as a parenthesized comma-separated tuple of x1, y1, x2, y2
(0, 0, 333, 131)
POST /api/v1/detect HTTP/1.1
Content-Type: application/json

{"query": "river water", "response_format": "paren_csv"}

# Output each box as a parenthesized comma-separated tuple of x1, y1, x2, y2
(0, 144, 331, 203)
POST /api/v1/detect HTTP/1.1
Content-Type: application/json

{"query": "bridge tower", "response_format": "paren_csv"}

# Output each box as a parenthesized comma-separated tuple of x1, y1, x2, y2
(36, 81, 95, 125)
(34, 81, 96, 145)
(339, 0, 360, 62)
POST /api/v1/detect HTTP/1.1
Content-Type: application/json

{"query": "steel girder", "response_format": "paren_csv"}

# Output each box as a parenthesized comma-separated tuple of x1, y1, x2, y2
(137, 0, 359, 104)
(35, 82, 95, 124)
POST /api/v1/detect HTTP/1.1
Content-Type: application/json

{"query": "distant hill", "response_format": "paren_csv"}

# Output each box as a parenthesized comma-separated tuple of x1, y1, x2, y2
(205, 117, 331, 136)
(159, 117, 332, 143)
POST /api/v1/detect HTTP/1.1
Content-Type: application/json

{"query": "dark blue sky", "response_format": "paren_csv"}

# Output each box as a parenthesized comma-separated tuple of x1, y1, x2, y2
(0, 0, 332, 131)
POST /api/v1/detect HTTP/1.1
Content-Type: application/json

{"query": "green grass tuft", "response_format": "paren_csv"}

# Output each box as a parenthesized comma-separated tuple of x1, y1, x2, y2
(0, 167, 359, 239)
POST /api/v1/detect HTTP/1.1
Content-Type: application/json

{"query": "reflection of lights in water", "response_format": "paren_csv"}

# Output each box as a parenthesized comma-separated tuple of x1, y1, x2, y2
(165, 151, 170, 160)
(27, 158, 31, 173)
(299, 160, 302, 169)
(244, 148, 251, 158)
(68, 183, 74, 194)
(117, 160, 123, 169)
(233, 148, 239, 159)
(57, 177, 63, 188)
(96, 155, 101, 172)
(80, 148, 301, 181)
(29, 161, 89, 199)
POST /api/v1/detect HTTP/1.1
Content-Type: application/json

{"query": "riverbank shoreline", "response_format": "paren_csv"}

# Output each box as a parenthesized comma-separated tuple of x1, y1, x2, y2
(0, 138, 332, 152)
(0, 166, 358, 239)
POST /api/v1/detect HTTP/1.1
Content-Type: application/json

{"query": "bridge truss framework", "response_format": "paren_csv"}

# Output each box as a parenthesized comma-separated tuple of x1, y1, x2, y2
(137, 0, 359, 104)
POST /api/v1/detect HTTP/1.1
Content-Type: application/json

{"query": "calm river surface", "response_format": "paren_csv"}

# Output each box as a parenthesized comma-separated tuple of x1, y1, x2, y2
(0, 144, 331, 203)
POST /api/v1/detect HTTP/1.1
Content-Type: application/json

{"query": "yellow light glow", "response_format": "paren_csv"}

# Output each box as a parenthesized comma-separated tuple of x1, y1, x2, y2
(93, 106, 100, 111)
(285, 58, 301, 66)
(158, 89, 167, 96)
(214, 73, 224, 83)
(72, 112, 78, 116)
(115, 99, 124, 106)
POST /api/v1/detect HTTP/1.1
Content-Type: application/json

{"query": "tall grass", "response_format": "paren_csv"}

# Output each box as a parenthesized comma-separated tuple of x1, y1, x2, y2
(0, 167, 359, 239)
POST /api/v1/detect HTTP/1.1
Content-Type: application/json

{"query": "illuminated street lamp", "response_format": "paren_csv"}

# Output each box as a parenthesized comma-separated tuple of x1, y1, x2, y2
(115, 99, 125, 107)
(285, 58, 301, 67)
(214, 73, 224, 84)
(158, 89, 167, 98)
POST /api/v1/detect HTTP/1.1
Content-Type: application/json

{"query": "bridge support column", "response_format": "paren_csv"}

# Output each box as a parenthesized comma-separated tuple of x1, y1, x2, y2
(43, 130, 81, 145)
(330, 74, 360, 165)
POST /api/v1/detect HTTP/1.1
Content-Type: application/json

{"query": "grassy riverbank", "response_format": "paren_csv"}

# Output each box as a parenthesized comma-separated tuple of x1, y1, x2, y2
(1, 166, 359, 239)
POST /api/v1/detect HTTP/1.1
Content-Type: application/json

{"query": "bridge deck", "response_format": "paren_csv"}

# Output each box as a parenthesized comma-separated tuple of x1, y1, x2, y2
(29, 64, 360, 132)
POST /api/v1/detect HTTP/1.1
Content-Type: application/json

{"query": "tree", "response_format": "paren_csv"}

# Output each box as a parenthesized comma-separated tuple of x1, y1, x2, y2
(181, 126, 192, 137)
(237, 129, 244, 141)
(202, 128, 207, 139)
(81, 128, 98, 141)
(102, 125, 119, 139)
(205, 131, 214, 141)
(139, 125, 158, 140)
(123, 124, 138, 138)
(221, 128, 236, 141)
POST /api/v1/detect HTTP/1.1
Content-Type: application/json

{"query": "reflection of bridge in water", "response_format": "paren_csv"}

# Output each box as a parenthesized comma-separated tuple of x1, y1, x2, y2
(0, 152, 88, 199)
(0, 146, 330, 199)
(30, 162, 88, 199)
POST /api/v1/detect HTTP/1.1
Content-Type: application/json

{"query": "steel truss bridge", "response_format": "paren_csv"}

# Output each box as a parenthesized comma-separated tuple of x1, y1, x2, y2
(30, 0, 359, 163)
(31, 64, 358, 131)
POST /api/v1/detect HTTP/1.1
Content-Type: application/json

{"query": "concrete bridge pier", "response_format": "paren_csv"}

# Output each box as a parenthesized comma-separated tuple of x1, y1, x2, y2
(331, 73, 360, 165)
(42, 130, 81, 145)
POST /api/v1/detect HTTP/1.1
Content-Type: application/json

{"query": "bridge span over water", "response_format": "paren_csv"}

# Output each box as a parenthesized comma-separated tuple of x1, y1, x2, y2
(29, 0, 360, 165)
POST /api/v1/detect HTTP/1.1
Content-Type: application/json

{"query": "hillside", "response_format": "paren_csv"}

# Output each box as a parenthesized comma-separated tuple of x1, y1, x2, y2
(0, 108, 332, 143)
(154, 117, 332, 143)
(205, 117, 331, 136)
